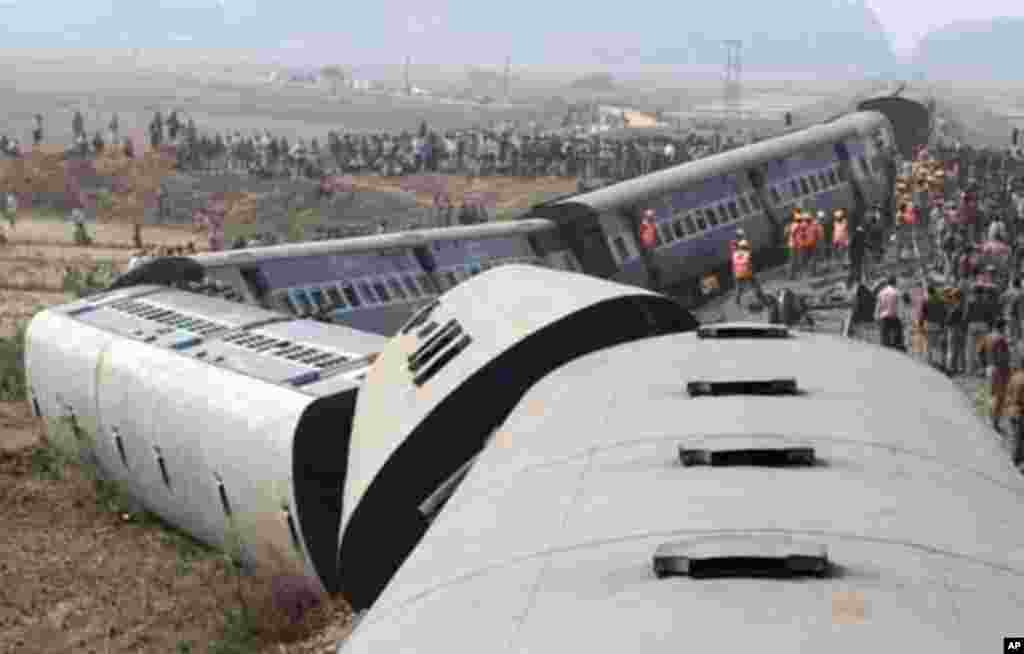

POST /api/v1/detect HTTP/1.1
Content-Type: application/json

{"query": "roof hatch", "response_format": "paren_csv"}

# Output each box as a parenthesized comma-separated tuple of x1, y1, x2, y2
(679, 444, 816, 467)
(687, 378, 798, 397)
(653, 535, 830, 579)
(697, 323, 791, 339)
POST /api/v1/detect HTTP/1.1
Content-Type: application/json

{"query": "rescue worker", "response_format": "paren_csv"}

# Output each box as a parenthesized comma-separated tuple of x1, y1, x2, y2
(876, 276, 903, 350)
(832, 209, 849, 265)
(979, 318, 1012, 433)
(730, 238, 766, 308)
(813, 212, 826, 270)
(785, 209, 800, 278)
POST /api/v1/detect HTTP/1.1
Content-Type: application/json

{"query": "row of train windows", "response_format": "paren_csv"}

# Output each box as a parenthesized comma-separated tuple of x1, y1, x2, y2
(284, 272, 433, 316)
(769, 165, 846, 205)
(647, 192, 763, 251)
(282, 258, 543, 316)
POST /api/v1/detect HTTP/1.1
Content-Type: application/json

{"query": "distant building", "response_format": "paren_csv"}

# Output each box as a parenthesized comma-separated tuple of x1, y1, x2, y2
(268, 68, 321, 86)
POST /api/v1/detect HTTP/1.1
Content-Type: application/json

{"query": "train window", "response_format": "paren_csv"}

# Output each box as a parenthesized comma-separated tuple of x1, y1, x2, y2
(387, 277, 407, 300)
(835, 165, 847, 182)
(309, 288, 327, 311)
(342, 283, 361, 308)
(325, 286, 345, 308)
(749, 193, 762, 210)
(799, 177, 811, 196)
(704, 208, 719, 228)
(769, 187, 782, 204)
(358, 281, 377, 304)
(807, 175, 819, 193)
(372, 280, 390, 302)
(818, 172, 829, 189)
(401, 275, 421, 298)
(612, 235, 630, 261)
(294, 291, 314, 315)
(672, 220, 686, 239)
(659, 223, 674, 244)
(416, 273, 434, 294)
(828, 169, 838, 186)
(694, 212, 708, 231)
(727, 201, 740, 220)
(790, 180, 800, 196)
(738, 196, 751, 215)
(282, 293, 299, 315)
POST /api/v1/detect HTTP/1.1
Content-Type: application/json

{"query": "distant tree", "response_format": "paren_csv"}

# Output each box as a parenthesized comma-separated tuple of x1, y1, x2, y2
(569, 72, 615, 92)
(320, 65, 347, 96)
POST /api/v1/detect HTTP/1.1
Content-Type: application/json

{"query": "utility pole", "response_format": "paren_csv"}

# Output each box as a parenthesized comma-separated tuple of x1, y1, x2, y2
(503, 56, 511, 105)
(722, 40, 743, 139)
(404, 56, 412, 96)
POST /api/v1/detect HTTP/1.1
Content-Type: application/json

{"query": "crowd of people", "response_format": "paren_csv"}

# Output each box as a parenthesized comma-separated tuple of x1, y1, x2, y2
(15, 109, 739, 185)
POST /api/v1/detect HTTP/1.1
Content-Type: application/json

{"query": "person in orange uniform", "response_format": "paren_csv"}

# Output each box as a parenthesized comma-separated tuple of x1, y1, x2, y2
(832, 209, 849, 265)
(798, 214, 817, 277)
(731, 238, 766, 308)
(787, 209, 803, 279)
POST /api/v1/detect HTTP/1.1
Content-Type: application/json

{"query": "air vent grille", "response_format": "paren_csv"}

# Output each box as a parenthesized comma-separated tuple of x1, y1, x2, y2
(697, 324, 791, 339)
(679, 446, 816, 467)
(220, 329, 353, 369)
(687, 379, 798, 397)
(109, 299, 227, 336)
(653, 536, 830, 579)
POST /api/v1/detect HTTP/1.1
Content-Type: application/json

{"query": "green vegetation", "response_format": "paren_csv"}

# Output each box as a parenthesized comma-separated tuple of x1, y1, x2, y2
(285, 207, 323, 243)
(0, 321, 27, 401)
(61, 262, 117, 298)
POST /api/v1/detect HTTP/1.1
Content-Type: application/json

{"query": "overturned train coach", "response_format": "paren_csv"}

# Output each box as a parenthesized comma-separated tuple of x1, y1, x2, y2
(338, 268, 1024, 653)
(174, 111, 895, 333)
(23, 265, 699, 601)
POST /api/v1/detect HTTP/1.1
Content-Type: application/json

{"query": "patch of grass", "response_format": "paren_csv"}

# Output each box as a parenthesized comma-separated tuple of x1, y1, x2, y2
(175, 640, 195, 654)
(28, 442, 72, 480)
(61, 262, 117, 298)
(210, 607, 260, 654)
(0, 321, 27, 401)
(974, 384, 993, 419)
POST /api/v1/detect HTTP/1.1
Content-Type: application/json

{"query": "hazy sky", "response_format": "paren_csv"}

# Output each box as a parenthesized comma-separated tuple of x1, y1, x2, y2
(3, 0, 1024, 59)
(865, 0, 1024, 53)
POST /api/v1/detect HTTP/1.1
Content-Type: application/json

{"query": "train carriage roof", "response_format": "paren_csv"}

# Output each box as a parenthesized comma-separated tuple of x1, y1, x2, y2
(529, 111, 890, 218)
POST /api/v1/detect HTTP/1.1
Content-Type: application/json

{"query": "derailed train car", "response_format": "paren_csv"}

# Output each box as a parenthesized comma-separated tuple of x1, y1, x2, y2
(525, 111, 894, 303)
(24, 285, 385, 593)
(189, 220, 579, 336)
(23, 265, 699, 601)
(856, 91, 933, 159)
(171, 111, 897, 330)
(339, 270, 1024, 653)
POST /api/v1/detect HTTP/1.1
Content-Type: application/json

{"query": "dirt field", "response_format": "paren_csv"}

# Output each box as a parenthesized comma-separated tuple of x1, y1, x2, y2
(0, 211, 359, 652)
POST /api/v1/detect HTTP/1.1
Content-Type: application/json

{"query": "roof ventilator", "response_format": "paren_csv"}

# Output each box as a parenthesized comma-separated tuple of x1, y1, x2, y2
(697, 324, 791, 339)
(687, 378, 798, 397)
(653, 536, 830, 579)
(680, 445, 816, 467)
(413, 333, 473, 387)
(401, 299, 440, 334)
